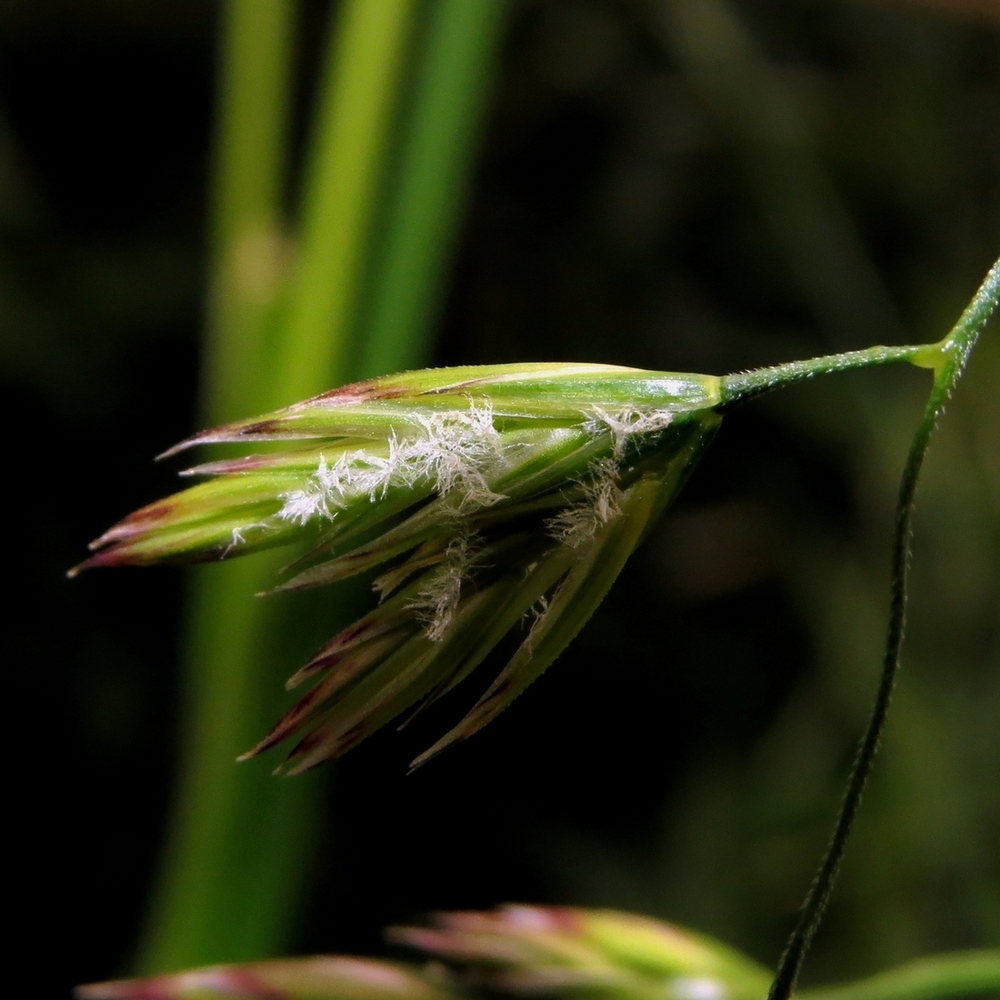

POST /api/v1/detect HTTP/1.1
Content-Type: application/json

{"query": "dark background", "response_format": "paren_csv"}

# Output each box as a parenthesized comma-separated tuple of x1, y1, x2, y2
(1, 0, 997, 994)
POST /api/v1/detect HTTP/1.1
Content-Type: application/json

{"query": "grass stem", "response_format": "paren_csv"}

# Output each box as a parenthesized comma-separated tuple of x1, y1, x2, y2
(136, 0, 298, 971)
(355, 0, 507, 380)
(764, 257, 1000, 1000)
(275, 0, 418, 405)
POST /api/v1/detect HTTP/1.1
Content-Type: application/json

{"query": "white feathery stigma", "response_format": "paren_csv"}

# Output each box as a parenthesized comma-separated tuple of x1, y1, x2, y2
(275, 400, 506, 527)
(586, 405, 674, 459)
(523, 594, 550, 650)
(546, 457, 624, 548)
(409, 535, 480, 642)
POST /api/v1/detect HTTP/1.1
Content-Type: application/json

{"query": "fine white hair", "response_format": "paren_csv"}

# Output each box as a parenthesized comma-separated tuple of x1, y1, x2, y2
(276, 400, 506, 527)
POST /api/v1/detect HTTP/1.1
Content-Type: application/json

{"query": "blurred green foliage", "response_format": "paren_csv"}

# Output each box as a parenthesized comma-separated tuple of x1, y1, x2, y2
(1, 0, 996, 996)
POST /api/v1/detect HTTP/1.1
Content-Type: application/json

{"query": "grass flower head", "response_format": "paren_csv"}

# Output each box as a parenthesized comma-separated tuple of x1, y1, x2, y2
(77, 363, 721, 771)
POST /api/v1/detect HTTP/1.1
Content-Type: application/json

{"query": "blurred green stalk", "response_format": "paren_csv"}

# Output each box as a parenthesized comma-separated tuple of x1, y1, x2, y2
(136, 0, 300, 972)
(276, 0, 418, 403)
(136, 0, 505, 974)
(199, 0, 293, 428)
(356, 0, 506, 380)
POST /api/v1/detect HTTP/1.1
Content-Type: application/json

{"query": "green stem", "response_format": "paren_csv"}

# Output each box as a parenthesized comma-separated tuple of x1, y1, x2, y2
(760, 257, 1000, 1000)
(197, 0, 294, 428)
(274, 0, 418, 406)
(718, 343, 925, 408)
(136, 0, 298, 972)
(797, 950, 1000, 1000)
(354, 0, 507, 380)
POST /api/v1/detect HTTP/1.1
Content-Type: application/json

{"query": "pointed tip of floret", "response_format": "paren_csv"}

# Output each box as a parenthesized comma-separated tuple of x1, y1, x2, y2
(68, 548, 143, 575)
(155, 419, 283, 459)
